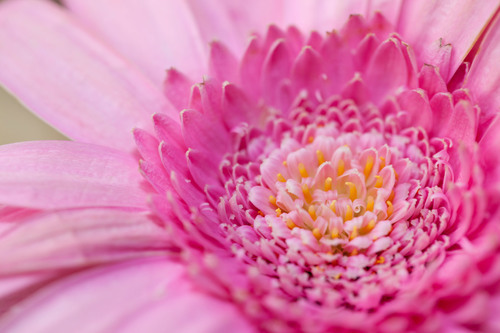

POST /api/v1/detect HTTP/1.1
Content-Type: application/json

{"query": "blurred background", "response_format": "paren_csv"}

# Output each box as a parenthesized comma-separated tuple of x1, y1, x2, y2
(0, 0, 67, 145)
(0, 87, 67, 144)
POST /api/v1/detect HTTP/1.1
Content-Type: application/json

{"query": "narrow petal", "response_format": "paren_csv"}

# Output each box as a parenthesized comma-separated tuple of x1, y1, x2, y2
(0, 141, 147, 210)
(64, 0, 207, 85)
(0, 209, 168, 274)
(465, 13, 500, 135)
(0, 0, 174, 152)
(398, 0, 499, 80)
(0, 259, 255, 333)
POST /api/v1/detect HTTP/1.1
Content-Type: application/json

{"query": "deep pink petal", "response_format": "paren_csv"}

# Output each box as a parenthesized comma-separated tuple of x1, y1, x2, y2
(0, 209, 168, 274)
(64, 0, 207, 85)
(0, 0, 174, 152)
(0, 258, 255, 333)
(466, 13, 500, 135)
(0, 141, 147, 210)
(398, 0, 499, 81)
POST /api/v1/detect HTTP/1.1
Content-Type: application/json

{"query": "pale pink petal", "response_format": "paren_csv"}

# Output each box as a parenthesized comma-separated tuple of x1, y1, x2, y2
(0, 141, 147, 210)
(0, 259, 255, 333)
(398, 0, 499, 81)
(465, 13, 500, 134)
(64, 0, 207, 85)
(0, 208, 168, 274)
(0, 0, 174, 153)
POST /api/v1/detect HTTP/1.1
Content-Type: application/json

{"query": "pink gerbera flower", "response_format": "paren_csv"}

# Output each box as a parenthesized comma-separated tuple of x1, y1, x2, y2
(1, 0, 500, 332)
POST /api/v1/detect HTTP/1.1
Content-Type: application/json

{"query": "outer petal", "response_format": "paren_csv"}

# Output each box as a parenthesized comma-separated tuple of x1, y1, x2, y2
(0, 209, 168, 274)
(0, 259, 256, 333)
(0, 0, 174, 153)
(466, 13, 500, 135)
(0, 141, 147, 210)
(398, 0, 499, 81)
(63, 0, 207, 85)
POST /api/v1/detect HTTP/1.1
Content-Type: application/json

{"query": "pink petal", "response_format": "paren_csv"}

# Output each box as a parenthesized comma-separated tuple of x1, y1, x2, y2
(398, 0, 499, 81)
(0, 0, 174, 153)
(0, 209, 168, 274)
(0, 259, 255, 333)
(64, 0, 207, 85)
(465, 13, 500, 135)
(0, 141, 147, 210)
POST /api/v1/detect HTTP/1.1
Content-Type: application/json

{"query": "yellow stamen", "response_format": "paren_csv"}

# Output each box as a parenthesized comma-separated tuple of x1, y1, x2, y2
(331, 227, 339, 239)
(258, 210, 264, 217)
(350, 225, 358, 240)
(334, 273, 341, 280)
(388, 190, 395, 202)
(345, 182, 357, 201)
(283, 160, 287, 166)
(364, 155, 374, 179)
(364, 219, 376, 233)
(376, 256, 385, 264)
(345, 205, 353, 221)
(312, 228, 322, 240)
(308, 205, 317, 220)
(308, 136, 314, 143)
(298, 163, 309, 178)
(324, 177, 332, 191)
(394, 169, 399, 181)
(350, 248, 359, 256)
(302, 183, 312, 203)
(375, 175, 383, 188)
(269, 195, 277, 206)
(316, 150, 325, 165)
(386, 201, 393, 217)
(286, 219, 296, 229)
(276, 208, 282, 217)
(379, 156, 386, 170)
(337, 159, 345, 176)
(330, 200, 337, 214)
(366, 195, 374, 212)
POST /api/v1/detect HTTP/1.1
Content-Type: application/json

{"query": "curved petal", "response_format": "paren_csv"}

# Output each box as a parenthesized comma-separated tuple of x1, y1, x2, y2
(398, 0, 499, 81)
(465, 12, 500, 135)
(63, 0, 207, 85)
(0, 208, 168, 274)
(0, 259, 256, 333)
(0, 0, 174, 153)
(0, 141, 147, 210)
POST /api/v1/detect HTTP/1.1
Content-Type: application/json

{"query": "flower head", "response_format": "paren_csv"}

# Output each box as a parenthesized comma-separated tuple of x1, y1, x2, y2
(1, 1, 500, 332)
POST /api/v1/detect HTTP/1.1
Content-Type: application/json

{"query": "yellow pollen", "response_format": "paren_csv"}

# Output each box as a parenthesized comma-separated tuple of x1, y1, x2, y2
(345, 205, 353, 221)
(350, 248, 359, 256)
(330, 200, 337, 214)
(334, 273, 341, 280)
(366, 196, 374, 212)
(269, 195, 277, 206)
(316, 150, 325, 165)
(312, 228, 322, 240)
(258, 210, 264, 216)
(308, 205, 317, 220)
(364, 155, 374, 179)
(324, 177, 333, 191)
(379, 156, 386, 170)
(286, 219, 296, 229)
(394, 170, 399, 181)
(337, 159, 345, 176)
(298, 163, 309, 178)
(375, 175, 383, 188)
(331, 227, 339, 239)
(386, 201, 393, 217)
(276, 208, 282, 217)
(388, 190, 395, 202)
(376, 256, 385, 264)
(283, 160, 287, 166)
(364, 219, 376, 233)
(345, 182, 357, 201)
(277, 173, 286, 182)
(308, 136, 314, 143)
(302, 183, 313, 203)
(350, 225, 358, 240)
